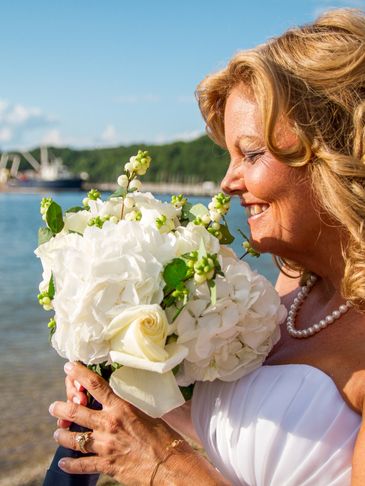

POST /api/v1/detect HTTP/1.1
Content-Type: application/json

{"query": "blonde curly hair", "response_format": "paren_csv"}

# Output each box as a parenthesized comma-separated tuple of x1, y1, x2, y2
(196, 8, 365, 308)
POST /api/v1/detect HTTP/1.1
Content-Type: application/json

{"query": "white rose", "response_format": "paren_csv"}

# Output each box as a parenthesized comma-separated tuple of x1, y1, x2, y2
(108, 305, 170, 362)
(107, 304, 188, 370)
(107, 304, 189, 418)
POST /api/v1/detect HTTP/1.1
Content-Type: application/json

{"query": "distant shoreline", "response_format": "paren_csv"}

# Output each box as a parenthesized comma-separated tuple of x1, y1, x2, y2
(0, 181, 221, 197)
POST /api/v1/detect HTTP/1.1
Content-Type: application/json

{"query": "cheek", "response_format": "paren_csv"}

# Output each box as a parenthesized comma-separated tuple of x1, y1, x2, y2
(245, 159, 288, 202)
(246, 158, 310, 204)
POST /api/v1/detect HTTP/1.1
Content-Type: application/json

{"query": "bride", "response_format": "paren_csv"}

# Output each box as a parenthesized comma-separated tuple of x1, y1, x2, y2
(48, 8, 365, 485)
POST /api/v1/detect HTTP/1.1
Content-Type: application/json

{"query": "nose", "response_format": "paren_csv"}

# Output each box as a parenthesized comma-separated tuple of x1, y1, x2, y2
(220, 159, 246, 196)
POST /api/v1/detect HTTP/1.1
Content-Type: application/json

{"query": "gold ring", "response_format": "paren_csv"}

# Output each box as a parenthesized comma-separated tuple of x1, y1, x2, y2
(75, 431, 93, 454)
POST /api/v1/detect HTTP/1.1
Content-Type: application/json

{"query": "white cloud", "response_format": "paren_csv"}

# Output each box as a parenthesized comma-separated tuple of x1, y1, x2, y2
(153, 129, 204, 145)
(41, 129, 65, 146)
(0, 99, 55, 127)
(100, 124, 118, 144)
(0, 99, 56, 148)
(113, 94, 161, 104)
(0, 127, 12, 143)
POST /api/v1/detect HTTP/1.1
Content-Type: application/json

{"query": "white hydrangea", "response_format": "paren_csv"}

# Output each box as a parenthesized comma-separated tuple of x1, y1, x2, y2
(35, 221, 178, 364)
(174, 250, 286, 386)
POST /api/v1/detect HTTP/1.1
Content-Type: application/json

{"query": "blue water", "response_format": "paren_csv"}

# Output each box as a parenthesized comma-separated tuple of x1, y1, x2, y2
(0, 191, 278, 367)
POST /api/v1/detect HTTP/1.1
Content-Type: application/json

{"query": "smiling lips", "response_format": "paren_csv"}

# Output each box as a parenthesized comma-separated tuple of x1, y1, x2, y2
(245, 204, 270, 218)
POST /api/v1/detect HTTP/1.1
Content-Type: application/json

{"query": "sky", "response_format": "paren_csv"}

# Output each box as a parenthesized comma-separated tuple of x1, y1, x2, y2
(0, 0, 364, 151)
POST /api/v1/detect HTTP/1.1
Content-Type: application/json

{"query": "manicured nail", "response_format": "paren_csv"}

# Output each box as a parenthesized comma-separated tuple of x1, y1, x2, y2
(49, 402, 55, 415)
(53, 430, 60, 441)
(74, 380, 82, 391)
(73, 396, 81, 404)
(58, 459, 68, 470)
(64, 362, 74, 374)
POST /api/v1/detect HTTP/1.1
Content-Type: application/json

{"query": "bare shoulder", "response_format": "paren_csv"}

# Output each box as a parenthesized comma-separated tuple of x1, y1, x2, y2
(273, 272, 365, 415)
(339, 320, 365, 414)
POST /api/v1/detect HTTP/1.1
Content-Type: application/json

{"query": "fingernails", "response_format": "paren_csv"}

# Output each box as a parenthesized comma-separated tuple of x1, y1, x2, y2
(64, 362, 74, 374)
(74, 380, 82, 391)
(72, 396, 81, 404)
(53, 429, 60, 441)
(58, 459, 68, 470)
(49, 402, 55, 415)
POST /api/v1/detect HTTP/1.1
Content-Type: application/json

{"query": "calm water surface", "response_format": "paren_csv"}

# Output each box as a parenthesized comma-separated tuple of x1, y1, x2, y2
(0, 191, 278, 481)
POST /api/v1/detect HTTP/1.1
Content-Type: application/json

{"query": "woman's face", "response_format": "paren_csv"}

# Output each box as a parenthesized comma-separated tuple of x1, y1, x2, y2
(222, 86, 322, 259)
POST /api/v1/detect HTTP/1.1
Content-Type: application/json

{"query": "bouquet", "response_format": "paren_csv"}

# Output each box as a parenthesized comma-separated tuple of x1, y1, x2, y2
(36, 150, 286, 418)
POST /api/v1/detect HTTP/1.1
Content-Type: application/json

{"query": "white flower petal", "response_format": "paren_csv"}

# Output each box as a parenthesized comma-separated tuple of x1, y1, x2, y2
(110, 368, 185, 417)
(109, 342, 188, 373)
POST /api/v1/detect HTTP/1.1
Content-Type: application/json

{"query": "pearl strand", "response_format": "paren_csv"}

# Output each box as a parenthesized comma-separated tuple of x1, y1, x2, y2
(286, 274, 352, 339)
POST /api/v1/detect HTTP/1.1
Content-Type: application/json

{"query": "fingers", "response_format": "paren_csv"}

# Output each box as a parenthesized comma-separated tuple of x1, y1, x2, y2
(54, 428, 96, 454)
(64, 362, 119, 409)
(57, 418, 72, 429)
(58, 456, 111, 475)
(65, 375, 87, 405)
(49, 400, 102, 431)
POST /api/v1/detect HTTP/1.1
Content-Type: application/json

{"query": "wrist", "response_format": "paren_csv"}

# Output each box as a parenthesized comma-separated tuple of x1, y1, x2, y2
(152, 440, 229, 486)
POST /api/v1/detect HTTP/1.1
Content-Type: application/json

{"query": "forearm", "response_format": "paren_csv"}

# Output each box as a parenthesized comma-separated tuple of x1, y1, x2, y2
(352, 413, 365, 485)
(154, 440, 231, 486)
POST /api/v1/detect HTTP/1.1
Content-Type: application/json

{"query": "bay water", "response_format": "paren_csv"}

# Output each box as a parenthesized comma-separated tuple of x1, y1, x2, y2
(0, 191, 278, 483)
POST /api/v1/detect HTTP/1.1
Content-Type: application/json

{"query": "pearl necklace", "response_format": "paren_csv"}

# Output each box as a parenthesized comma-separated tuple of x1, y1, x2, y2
(286, 274, 352, 339)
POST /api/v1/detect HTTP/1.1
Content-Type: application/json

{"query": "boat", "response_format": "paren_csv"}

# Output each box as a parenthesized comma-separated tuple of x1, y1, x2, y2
(0, 147, 88, 190)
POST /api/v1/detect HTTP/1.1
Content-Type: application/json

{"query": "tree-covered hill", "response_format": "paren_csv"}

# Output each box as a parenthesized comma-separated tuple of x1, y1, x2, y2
(15, 135, 230, 183)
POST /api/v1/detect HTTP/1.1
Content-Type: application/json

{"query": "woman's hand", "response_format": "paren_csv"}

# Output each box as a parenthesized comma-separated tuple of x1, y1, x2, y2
(57, 373, 87, 429)
(50, 362, 227, 485)
(60, 366, 202, 446)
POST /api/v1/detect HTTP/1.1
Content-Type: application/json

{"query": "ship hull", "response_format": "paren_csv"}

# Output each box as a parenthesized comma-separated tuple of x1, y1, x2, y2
(7, 178, 84, 190)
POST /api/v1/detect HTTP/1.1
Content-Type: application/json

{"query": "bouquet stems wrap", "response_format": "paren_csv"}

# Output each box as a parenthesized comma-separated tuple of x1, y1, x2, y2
(43, 397, 102, 486)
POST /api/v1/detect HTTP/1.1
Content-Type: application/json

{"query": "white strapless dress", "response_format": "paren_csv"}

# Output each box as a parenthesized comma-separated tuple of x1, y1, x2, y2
(192, 364, 361, 486)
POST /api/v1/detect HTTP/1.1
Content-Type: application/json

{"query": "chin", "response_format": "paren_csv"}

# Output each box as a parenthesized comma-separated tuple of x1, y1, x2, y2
(249, 235, 284, 256)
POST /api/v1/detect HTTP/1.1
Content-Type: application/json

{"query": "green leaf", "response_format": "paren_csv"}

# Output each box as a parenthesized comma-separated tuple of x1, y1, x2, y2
(162, 294, 176, 309)
(49, 325, 56, 342)
(65, 206, 85, 213)
(163, 258, 188, 288)
(38, 227, 54, 245)
(179, 384, 195, 401)
(189, 203, 209, 219)
(180, 202, 192, 221)
(208, 279, 217, 306)
(48, 274, 55, 299)
(109, 187, 127, 199)
(46, 201, 64, 234)
(180, 203, 209, 223)
(219, 223, 235, 244)
(198, 238, 207, 260)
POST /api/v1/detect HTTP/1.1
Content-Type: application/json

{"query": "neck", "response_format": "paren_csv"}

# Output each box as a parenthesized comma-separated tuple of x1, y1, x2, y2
(279, 231, 348, 303)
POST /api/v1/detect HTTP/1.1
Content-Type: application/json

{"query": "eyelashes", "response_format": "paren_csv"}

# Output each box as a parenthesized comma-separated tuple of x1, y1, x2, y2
(243, 149, 266, 165)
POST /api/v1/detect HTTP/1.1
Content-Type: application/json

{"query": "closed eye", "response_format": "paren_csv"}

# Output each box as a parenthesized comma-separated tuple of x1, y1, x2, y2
(243, 149, 266, 165)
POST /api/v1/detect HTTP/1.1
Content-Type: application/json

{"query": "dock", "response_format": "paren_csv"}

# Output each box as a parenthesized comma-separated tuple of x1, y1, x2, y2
(0, 181, 222, 197)
(85, 181, 221, 197)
